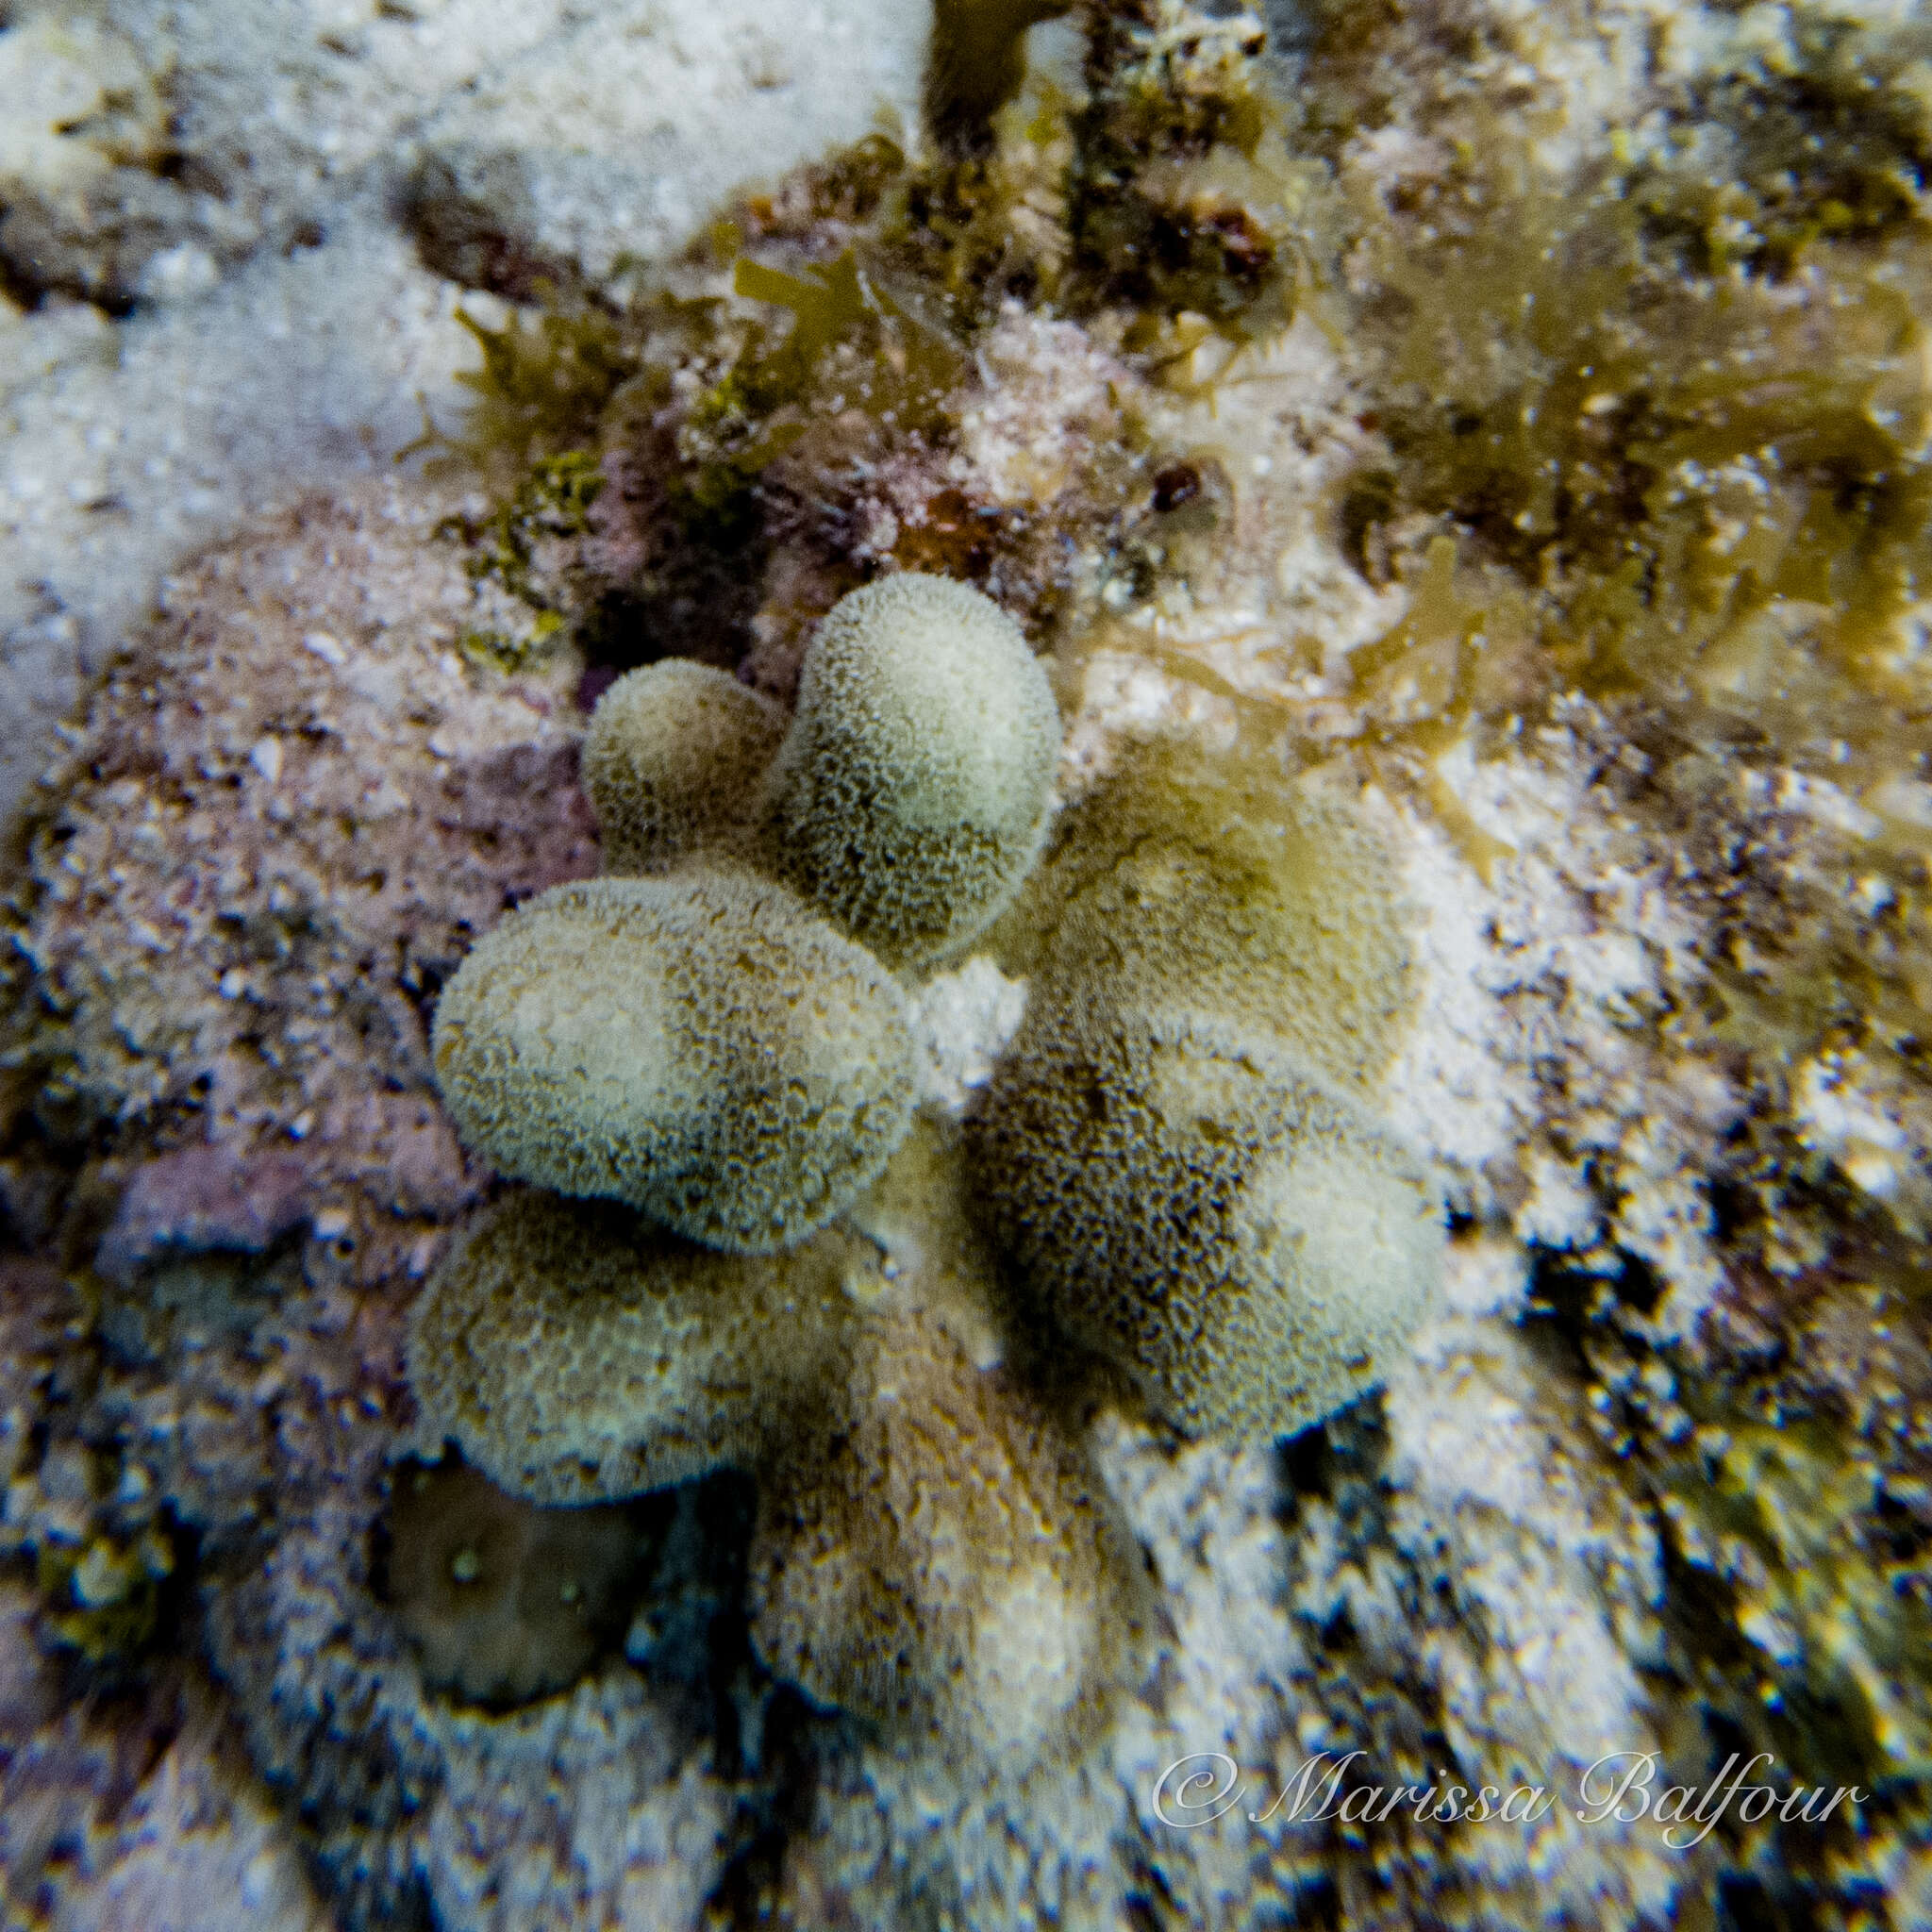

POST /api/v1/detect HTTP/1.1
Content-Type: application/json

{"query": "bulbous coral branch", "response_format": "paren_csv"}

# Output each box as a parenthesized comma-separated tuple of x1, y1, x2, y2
(407, 1186, 1144, 1764)
(1010, 735, 1416, 1094)
(971, 999, 1443, 1440)
(582, 660, 787, 875)
(759, 574, 1062, 968)
(430, 869, 917, 1252)
(406, 1188, 864, 1505)
(746, 1302, 1142, 1766)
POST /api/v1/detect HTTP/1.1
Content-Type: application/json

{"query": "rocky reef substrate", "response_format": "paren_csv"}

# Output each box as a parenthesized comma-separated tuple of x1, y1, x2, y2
(3, 1, 1931, 1926)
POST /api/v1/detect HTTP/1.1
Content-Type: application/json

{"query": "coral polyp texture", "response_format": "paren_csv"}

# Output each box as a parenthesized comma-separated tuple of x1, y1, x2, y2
(405, 1167, 1141, 1769)
(581, 659, 787, 874)
(747, 1302, 1140, 1766)
(10, 0, 1932, 1924)
(407, 1188, 858, 1504)
(1009, 736, 1417, 1093)
(760, 574, 1062, 966)
(974, 1001, 1441, 1438)
(430, 869, 917, 1251)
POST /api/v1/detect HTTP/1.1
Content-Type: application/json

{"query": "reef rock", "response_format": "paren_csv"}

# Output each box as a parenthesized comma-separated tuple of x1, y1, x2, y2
(4, 1, 1932, 1927)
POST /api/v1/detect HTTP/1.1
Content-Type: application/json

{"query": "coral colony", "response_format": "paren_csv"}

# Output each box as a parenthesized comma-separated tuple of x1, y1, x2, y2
(5, 0, 1932, 1924)
(411, 571, 1440, 1759)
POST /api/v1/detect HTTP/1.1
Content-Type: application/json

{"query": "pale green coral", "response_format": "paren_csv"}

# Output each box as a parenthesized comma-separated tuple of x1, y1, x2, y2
(407, 1181, 1142, 1766)
(582, 660, 787, 874)
(749, 1300, 1142, 1766)
(1002, 734, 1416, 1094)
(972, 1001, 1442, 1440)
(407, 1189, 861, 1505)
(430, 869, 916, 1252)
(760, 574, 1062, 967)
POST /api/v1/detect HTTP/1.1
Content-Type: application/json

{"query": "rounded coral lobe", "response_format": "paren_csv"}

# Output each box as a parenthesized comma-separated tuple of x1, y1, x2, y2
(582, 659, 787, 875)
(760, 573, 1061, 968)
(970, 1001, 1443, 1441)
(407, 1189, 861, 1505)
(746, 1304, 1141, 1767)
(1008, 736, 1416, 1095)
(429, 868, 918, 1252)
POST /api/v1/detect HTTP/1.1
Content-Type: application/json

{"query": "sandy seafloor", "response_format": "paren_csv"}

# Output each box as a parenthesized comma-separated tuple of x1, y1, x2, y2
(4, 0, 1932, 1927)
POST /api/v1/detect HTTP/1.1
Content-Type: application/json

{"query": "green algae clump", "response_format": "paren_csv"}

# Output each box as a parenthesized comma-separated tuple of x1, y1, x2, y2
(972, 1004, 1442, 1441)
(430, 869, 916, 1252)
(761, 574, 1062, 968)
(38, 1526, 175, 1667)
(407, 1189, 860, 1506)
(583, 660, 787, 874)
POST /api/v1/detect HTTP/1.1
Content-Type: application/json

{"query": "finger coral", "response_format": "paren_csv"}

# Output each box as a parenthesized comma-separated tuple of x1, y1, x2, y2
(384, 1454, 650, 1703)
(760, 574, 1061, 967)
(406, 1189, 860, 1505)
(1010, 736, 1415, 1094)
(970, 1001, 1443, 1440)
(582, 660, 787, 874)
(746, 1303, 1138, 1765)
(17, 0, 1932, 1916)
(430, 869, 917, 1251)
